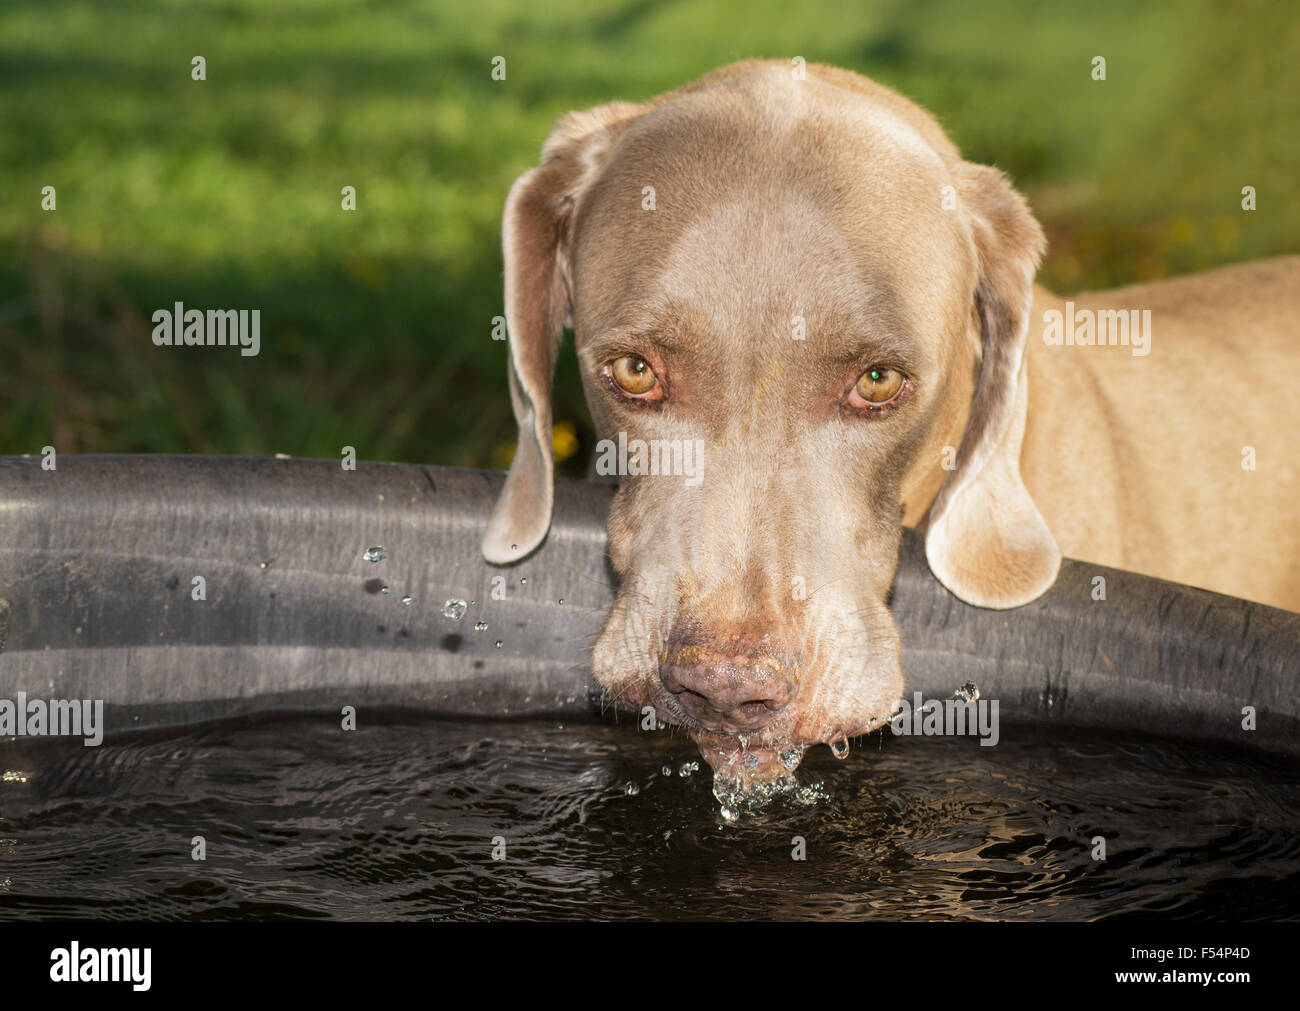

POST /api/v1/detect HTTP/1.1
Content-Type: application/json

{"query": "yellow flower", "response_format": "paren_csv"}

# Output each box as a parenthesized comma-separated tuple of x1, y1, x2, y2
(490, 421, 579, 471)
(552, 421, 579, 462)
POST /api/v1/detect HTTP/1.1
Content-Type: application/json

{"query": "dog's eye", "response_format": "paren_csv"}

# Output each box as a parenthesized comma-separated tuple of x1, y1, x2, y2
(609, 355, 658, 396)
(853, 366, 905, 406)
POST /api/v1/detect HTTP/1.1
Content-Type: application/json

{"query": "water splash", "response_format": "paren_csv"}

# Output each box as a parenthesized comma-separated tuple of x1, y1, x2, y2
(778, 745, 807, 770)
(712, 772, 829, 823)
(953, 680, 980, 703)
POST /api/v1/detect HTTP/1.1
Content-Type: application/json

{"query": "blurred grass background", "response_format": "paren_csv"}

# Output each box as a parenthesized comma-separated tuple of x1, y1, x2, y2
(1, 0, 1296, 473)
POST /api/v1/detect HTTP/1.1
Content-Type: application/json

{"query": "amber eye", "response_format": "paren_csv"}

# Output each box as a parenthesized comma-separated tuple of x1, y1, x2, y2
(610, 355, 658, 396)
(854, 366, 904, 405)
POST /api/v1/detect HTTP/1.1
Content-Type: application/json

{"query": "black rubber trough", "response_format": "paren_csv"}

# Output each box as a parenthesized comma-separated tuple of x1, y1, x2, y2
(1, 454, 1297, 756)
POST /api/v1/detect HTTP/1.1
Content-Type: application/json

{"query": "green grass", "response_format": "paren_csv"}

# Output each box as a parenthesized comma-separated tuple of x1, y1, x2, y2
(1, 0, 1296, 470)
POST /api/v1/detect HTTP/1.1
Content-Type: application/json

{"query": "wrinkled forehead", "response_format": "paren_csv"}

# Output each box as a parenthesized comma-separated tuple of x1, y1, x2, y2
(571, 87, 975, 353)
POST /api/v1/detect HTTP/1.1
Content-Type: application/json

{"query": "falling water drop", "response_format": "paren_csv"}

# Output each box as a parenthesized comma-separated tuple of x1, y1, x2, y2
(829, 735, 851, 760)
(494, 640, 503, 649)
(364, 547, 387, 563)
(624, 782, 640, 796)
(441, 599, 468, 621)
(473, 620, 488, 631)
(381, 586, 391, 595)
(401, 595, 412, 606)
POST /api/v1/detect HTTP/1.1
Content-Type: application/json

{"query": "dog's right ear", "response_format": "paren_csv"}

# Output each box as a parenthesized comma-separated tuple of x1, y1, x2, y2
(482, 103, 646, 564)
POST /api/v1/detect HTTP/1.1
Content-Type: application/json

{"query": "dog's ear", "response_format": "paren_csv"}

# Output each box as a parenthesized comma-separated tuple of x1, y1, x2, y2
(482, 103, 645, 564)
(924, 163, 1061, 608)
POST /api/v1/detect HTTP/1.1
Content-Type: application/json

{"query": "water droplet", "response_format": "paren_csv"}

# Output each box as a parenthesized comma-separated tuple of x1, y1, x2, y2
(510, 544, 518, 552)
(520, 577, 527, 584)
(473, 620, 488, 631)
(779, 745, 807, 770)
(364, 547, 387, 563)
(661, 765, 672, 776)
(829, 734, 850, 760)
(557, 598, 564, 605)
(494, 640, 503, 649)
(678, 760, 699, 778)
(624, 781, 640, 796)
(401, 595, 412, 606)
(381, 586, 391, 595)
(953, 680, 980, 703)
(719, 805, 739, 824)
(441, 599, 468, 621)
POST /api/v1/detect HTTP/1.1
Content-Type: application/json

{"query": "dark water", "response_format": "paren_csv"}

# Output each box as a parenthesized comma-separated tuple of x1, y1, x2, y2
(1, 716, 1297, 920)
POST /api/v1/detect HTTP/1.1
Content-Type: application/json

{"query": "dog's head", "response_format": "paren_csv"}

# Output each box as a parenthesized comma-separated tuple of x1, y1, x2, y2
(482, 62, 1059, 785)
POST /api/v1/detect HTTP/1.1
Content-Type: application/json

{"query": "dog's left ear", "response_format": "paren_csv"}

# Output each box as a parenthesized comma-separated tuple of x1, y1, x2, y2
(924, 163, 1061, 608)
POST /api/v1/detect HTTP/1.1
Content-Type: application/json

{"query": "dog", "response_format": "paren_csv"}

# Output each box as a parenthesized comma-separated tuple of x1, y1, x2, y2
(481, 60, 1300, 787)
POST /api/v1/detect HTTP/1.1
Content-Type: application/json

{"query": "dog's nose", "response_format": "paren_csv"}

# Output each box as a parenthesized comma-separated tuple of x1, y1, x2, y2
(660, 646, 796, 732)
